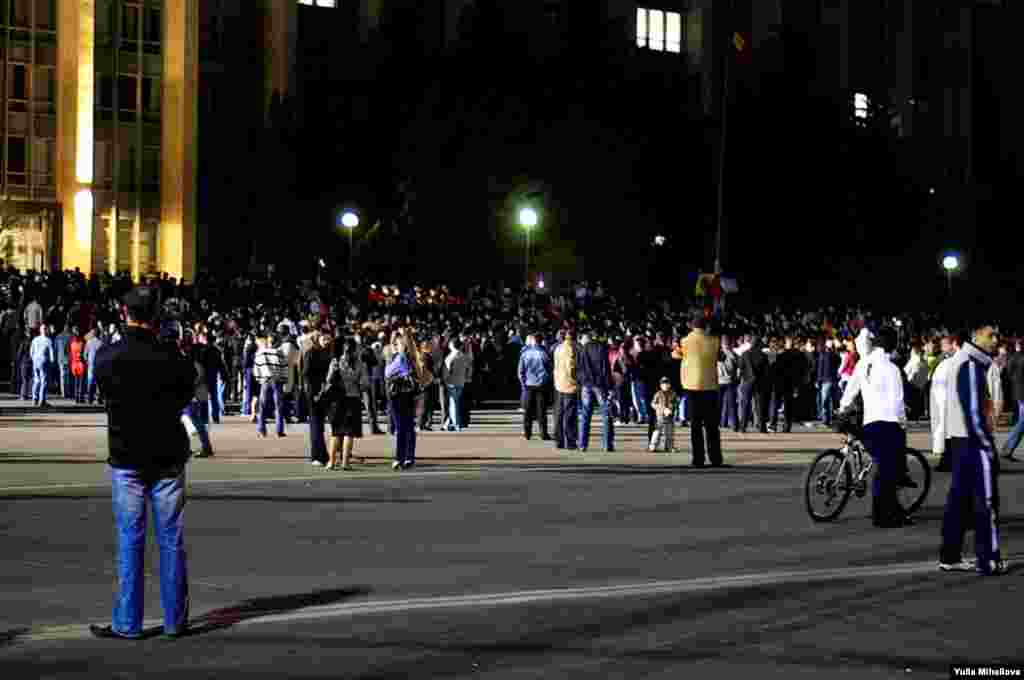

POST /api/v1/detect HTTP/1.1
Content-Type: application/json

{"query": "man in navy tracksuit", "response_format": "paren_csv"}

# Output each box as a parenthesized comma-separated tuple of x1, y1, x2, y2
(938, 322, 1006, 575)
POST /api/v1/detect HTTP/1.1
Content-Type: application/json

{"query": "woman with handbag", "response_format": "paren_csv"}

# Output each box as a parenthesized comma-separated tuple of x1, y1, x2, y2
(385, 332, 419, 470)
(322, 337, 368, 471)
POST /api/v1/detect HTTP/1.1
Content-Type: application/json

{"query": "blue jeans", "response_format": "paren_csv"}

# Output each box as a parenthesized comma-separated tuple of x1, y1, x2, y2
(185, 400, 212, 454)
(59, 363, 71, 398)
(242, 368, 254, 415)
(32, 362, 50, 404)
(87, 364, 99, 403)
(719, 384, 737, 429)
(631, 380, 649, 423)
(677, 393, 690, 423)
(19, 362, 32, 399)
(207, 379, 222, 424)
(446, 384, 464, 431)
(818, 382, 835, 424)
(1004, 400, 1024, 456)
(110, 466, 189, 636)
(579, 385, 615, 451)
(258, 382, 285, 436)
(390, 393, 416, 464)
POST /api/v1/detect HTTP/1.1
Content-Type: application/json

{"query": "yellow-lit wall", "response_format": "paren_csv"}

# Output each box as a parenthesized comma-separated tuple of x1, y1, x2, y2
(57, 0, 197, 281)
(57, 0, 95, 274)
(159, 0, 198, 282)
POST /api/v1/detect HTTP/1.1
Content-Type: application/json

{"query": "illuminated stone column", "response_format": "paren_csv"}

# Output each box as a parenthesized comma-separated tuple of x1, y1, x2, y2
(265, 0, 298, 117)
(131, 217, 141, 282)
(160, 0, 198, 282)
(56, 0, 96, 274)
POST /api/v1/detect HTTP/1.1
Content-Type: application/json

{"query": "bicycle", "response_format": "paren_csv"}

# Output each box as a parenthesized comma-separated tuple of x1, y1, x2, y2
(804, 417, 931, 522)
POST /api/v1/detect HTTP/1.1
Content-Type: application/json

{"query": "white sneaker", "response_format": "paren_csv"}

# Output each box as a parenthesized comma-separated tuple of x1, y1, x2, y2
(938, 559, 976, 572)
(391, 461, 402, 471)
(311, 461, 324, 467)
(648, 446, 656, 452)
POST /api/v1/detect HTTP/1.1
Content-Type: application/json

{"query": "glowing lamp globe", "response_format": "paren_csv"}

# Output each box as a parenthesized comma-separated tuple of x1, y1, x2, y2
(942, 255, 959, 272)
(341, 212, 359, 229)
(519, 208, 538, 228)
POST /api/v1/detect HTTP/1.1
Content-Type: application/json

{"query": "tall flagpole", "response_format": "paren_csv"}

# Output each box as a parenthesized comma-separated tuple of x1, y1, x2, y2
(714, 14, 732, 276)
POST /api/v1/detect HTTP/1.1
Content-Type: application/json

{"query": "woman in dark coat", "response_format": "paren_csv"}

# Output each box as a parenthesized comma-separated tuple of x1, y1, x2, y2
(303, 332, 332, 467)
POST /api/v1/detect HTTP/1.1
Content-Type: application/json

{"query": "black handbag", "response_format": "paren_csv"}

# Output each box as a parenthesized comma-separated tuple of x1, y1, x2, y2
(385, 374, 418, 398)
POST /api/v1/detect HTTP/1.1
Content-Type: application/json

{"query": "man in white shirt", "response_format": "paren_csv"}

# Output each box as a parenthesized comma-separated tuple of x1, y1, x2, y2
(929, 335, 961, 471)
(840, 326, 910, 528)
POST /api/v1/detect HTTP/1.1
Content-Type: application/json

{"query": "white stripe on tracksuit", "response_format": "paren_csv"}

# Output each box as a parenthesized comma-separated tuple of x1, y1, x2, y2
(967, 362, 999, 557)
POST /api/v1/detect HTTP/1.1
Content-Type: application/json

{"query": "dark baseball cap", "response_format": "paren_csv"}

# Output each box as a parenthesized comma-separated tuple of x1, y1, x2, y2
(122, 286, 160, 322)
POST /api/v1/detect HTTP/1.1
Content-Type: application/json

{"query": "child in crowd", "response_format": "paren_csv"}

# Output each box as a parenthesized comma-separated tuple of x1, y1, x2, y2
(649, 376, 679, 453)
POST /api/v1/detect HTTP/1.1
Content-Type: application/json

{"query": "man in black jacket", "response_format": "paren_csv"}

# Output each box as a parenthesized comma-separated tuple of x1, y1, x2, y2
(576, 331, 615, 452)
(90, 286, 196, 641)
(738, 336, 768, 433)
(771, 337, 805, 433)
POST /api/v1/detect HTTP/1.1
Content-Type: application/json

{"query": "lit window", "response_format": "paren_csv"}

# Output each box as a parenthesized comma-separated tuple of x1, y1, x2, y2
(665, 11, 681, 53)
(637, 8, 681, 54)
(298, 0, 336, 6)
(854, 92, 870, 120)
(649, 9, 664, 51)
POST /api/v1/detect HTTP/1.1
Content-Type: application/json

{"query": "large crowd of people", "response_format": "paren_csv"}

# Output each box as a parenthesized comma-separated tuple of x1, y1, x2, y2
(1, 265, 1021, 470)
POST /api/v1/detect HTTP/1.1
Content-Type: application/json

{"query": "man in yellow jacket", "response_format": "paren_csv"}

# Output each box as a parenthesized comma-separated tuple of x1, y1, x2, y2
(675, 312, 723, 467)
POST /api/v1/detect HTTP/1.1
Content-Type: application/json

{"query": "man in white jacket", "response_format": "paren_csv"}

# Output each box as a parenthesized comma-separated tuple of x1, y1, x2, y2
(930, 335, 961, 472)
(840, 327, 911, 528)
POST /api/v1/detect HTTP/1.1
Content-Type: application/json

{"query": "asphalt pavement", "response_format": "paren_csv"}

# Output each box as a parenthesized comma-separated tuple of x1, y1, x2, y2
(1, 397, 1022, 678)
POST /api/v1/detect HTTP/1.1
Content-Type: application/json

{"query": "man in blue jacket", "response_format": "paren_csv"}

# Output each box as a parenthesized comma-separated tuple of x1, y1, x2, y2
(518, 334, 551, 440)
(577, 331, 615, 452)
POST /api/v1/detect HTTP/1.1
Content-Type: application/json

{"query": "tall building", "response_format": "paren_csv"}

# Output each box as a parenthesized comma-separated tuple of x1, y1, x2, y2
(0, 0, 198, 279)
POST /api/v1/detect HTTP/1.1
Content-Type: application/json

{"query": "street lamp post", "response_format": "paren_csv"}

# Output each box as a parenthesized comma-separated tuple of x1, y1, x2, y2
(341, 211, 359, 276)
(519, 207, 538, 288)
(942, 254, 959, 297)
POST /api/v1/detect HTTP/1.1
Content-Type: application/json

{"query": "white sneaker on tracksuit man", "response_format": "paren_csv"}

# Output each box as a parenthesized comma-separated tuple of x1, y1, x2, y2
(938, 327, 1005, 575)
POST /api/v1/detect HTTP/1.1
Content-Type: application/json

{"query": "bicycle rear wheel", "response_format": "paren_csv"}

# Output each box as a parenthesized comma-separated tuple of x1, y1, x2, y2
(896, 447, 931, 515)
(805, 449, 853, 522)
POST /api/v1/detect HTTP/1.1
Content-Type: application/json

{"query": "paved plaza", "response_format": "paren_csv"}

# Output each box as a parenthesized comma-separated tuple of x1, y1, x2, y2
(1, 396, 1022, 678)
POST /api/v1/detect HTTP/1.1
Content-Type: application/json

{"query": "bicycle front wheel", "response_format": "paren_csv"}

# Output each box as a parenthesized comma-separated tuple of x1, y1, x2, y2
(896, 448, 931, 515)
(805, 449, 853, 522)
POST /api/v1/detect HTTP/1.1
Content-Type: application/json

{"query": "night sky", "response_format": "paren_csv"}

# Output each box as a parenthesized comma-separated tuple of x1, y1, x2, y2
(221, 1, 1022, 316)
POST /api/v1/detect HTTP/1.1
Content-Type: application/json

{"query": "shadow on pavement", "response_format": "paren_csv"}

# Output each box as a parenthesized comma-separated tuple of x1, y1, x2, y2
(0, 627, 30, 648)
(180, 587, 372, 638)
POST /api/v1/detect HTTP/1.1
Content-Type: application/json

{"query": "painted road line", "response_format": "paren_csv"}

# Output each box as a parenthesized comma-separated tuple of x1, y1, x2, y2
(10, 559, 1002, 645)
